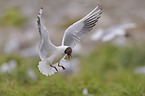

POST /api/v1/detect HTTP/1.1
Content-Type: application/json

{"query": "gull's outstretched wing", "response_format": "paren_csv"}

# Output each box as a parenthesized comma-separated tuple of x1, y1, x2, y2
(62, 5, 102, 48)
(37, 8, 56, 60)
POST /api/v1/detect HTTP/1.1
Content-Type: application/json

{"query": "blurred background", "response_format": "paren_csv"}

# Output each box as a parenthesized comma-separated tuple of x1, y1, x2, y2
(0, 0, 145, 95)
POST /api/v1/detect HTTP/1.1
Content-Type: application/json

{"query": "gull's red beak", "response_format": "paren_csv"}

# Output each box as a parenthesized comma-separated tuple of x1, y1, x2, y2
(67, 54, 72, 60)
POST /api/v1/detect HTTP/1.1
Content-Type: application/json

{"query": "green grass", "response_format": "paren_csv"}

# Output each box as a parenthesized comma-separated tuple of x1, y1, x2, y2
(0, 44, 145, 96)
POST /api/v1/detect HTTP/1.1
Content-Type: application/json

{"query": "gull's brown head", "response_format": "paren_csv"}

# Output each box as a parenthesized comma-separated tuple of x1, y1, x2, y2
(64, 47, 72, 60)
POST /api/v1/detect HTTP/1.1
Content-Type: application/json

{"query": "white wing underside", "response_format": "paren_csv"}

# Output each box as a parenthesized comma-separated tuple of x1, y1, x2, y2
(37, 8, 56, 60)
(62, 5, 102, 48)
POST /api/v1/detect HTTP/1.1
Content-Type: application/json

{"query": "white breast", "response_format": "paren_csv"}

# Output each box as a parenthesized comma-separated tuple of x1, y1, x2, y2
(47, 46, 68, 64)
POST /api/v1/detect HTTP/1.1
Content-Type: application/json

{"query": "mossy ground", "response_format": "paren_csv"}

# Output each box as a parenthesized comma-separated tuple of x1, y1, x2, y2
(0, 44, 145, 96)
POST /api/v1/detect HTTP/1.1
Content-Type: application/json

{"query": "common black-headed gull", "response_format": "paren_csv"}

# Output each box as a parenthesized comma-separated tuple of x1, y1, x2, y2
(37, 5, 102, 76)
(90, 23, 136, 42)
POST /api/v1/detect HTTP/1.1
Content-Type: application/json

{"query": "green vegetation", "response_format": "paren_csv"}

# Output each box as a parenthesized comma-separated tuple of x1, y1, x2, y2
(0, 44, 145, 96)
(0, 7, 26, 27)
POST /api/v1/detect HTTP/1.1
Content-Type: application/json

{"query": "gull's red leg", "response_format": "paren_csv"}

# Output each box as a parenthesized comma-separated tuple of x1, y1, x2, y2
(50, 64, 58, 71)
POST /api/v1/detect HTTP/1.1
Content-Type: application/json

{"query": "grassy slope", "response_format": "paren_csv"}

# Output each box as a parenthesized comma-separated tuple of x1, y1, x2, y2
(0, 44, 145, 96)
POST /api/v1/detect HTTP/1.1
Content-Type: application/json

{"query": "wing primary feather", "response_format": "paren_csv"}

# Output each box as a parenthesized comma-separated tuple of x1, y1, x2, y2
(86, 19, 98, 25)
(86, 9, 102, 21)
(83, 5, 99, 20)
(86, 12, 102, 22)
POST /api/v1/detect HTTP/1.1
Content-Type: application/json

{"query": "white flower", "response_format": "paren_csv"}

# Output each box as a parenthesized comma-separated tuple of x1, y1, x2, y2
(134, 66, 145, 75)
(82, 88, 88, 95)
(0, 63, 10, 73)
(82, 88, 94, 96)
(27, 68, 37, 81)
(0, 59, 17, 74)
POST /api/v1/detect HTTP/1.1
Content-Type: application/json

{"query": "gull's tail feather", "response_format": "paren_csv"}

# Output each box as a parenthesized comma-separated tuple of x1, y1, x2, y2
(38, 60, 57, 76)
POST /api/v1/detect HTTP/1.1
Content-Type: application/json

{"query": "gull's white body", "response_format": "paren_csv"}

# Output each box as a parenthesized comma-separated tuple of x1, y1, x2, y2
(37, 6, 102, 76)
(44, 46, 68, 64)
(38, 46, 68, 76)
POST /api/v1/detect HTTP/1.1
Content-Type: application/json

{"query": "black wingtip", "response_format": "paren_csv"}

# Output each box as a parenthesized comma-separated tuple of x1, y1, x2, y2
(37, 7, 43, 19)
(97, 4, 100, 7)
(37, 7, 43, 35)
(97, 4, 103, 11)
